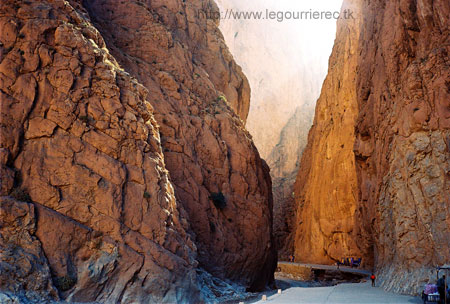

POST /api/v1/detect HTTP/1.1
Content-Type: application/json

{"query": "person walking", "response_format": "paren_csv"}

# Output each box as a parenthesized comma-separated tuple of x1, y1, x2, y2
(371, 273, 376, 287)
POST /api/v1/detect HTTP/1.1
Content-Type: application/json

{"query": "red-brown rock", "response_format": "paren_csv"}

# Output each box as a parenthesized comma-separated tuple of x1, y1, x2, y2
(353, 0, 450, 294)
(292, 0, 450, 295)
(82, 0, 276, 290)
(0, 1, 199, 301)
(0, 0, 275, 301)
(293, 0, 363, 265)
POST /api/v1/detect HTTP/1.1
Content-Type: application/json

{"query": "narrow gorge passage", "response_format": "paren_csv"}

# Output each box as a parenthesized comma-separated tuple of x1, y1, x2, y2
(222, 0, 449, 299)
(217, 0, 342, 260)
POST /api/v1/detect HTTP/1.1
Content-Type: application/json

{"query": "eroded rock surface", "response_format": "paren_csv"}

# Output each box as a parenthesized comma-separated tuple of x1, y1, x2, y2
(0, 198, 58, 303)
(293, 0, 450, 295)
(0, 1, 199, 301)
(0, 0, 275, 301)
(82, 0, 275, 290)
(353, 0, 450, 294)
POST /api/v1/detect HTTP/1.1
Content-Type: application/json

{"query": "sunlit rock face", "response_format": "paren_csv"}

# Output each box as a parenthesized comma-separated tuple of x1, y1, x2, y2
(217, 0, 339, 256)
(0, 0, 275, 301)
(293, 0, 363, 266)
(0, 1, 199, 302)
(268, 106, 313, 256)
(293, 0, 450, 295)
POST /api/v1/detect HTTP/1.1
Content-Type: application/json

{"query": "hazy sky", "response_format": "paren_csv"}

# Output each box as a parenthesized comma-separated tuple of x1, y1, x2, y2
(218, 0, 343, 63)
(217, 0, 343, 157)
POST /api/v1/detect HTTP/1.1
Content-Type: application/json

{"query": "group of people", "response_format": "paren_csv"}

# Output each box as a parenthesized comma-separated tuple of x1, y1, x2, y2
(337, 257, 362, 268)
(423, 275, 449, 304)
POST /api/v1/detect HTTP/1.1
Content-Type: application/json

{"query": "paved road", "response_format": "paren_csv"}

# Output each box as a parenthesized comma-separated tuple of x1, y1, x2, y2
(278, 261, 372, 276)
(252, 281, 421, 304)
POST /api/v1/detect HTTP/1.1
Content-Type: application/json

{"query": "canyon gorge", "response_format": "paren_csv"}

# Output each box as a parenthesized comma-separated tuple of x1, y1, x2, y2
(217, 0, 339, 257)
(0, 0, 449, 303)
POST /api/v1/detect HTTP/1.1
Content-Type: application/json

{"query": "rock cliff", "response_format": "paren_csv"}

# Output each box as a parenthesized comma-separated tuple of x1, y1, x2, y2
(82, 0, 275, 291)
(293, 0, 449, 295)
(267, 105, 314, 257)
(354, 0, 449, 294)
(216, 0, 335, 257)
(293, 0, 363, 265)
(0, 0, 275, 302)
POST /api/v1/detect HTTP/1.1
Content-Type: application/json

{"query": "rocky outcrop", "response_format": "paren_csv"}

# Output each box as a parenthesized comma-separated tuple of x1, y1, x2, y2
(0, 1, 199, 301)
(0, 0, 275, 301)
(353, 0, 450, 294)
(293, 0, 450, 295)
(82, 0, 275, 290)
(0, 198, 58, 303)
(293, 0, 363, 265)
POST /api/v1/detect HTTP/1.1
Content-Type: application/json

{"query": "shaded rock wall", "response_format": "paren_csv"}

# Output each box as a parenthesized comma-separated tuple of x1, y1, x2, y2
(82, 0, 275, 290)
(354, 0, 450, 294)
(293, 0, 450, 295)
(0, 198, 58, 303)
(0, 0, 275, 301)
